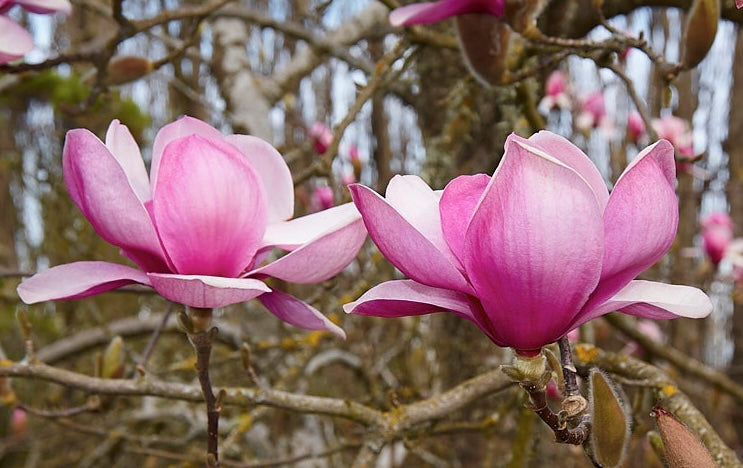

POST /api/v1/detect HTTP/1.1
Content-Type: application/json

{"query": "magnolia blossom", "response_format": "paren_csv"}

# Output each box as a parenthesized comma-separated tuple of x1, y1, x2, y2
(345, 131, 711, 354)
(389, 0, 505, 27)
(652, 115, 694, 159)
(312, 186, 335, 211)
(701, 212, 734, 266)
(0, 0, 71, 64)
(538, 71, 572, 112)
(309, 122, 333, 154)
(18, 117, 367, 337)
(627, 111, 646, 144)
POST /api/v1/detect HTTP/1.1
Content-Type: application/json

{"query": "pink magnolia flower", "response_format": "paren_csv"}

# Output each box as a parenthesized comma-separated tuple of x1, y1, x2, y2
(309, 122, 333, 154)
(627, 111, 646, 144)
(345, 131, 711, 355)
(539, 70, 572, 112)
(0, 0, 71, 64)
(389, 0, 505, 27)
(312, 186, 335, 211)
(17, 117, 368, 337)
(701, 212, 734, 265)
(652, 115, 694, 159)
(737, 0, 742, 9)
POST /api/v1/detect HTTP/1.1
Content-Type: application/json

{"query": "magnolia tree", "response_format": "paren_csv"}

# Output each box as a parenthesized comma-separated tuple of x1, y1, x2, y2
(0, 0, 743, 466)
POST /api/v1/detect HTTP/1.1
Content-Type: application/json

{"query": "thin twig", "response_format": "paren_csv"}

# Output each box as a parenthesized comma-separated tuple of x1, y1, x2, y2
(186, 308, 221, 466)
(136, 304, 174, 373)
(18, 397, 101, 418)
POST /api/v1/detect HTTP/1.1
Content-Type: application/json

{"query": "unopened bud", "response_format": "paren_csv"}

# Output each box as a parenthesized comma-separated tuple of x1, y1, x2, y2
(681, 0, 719, 69)
(651, 406, 717, 468)
(101, 335, 125, 379)
(10, 408, 27, 436)
(106, 56, 154, 86)
(589, 369, 630, 467)
(455, 15, 524, 86)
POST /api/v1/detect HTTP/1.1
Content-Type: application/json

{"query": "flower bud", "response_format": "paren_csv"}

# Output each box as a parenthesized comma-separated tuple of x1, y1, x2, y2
(455, 15, 524, 86)
(101, 335, 125, 379)
(105, 56, 154, 86)
(589, 369, 630, 467)
(651, 406, 717, 468)
(681, 0, 719, 69)
(10, 408, 27, 436)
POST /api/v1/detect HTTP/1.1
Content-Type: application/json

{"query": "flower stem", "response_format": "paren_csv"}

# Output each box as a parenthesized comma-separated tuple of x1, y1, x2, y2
(187, 307, 220, 466)
(558, 336, 579, 397)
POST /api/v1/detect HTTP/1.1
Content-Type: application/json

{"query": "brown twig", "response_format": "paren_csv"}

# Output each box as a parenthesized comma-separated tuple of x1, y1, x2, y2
(18, 397, 100, 418)
(520, 382, 590, 445)
(186, 308, 220, 466)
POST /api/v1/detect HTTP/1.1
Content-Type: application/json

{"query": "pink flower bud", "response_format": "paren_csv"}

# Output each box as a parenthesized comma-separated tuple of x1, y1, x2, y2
(10, 408, 27, 436)
(309, 122, 333, 154)
(341, 173, 356, 186)
(312, 186, 334, 211)
(626, 111, 646, 144)
(652, 115, 694, 158)
(576, 92, 607, 131)
(701, 212, 734, 265)
(546, 71, 566, 98)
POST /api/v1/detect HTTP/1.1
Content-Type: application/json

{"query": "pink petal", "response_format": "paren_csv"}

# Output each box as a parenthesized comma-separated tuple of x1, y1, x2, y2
(152, 135, 268, 277)
(570, 280, 712, 329)
(440, 174, 490, 263)
(17, 261, 150, 304)
(14, 0, 71, 14)
(585, 140, 677, 311)
(150, 116, 225, 189)
(104, 120, 151, 202)
(527, 131, 610, 210)
(343, 279, 500, 343)
(63, 129, 167, 272)
(261, 203, 360, 251)
(0, 16, 33, 64)
(248, 218, 366, 283)
(463, 134, 604, 351)
(258, 289, 345, 338)
(385, 175, 459, 266)
(389, 0, 504, 27)
(349, 183, 473, 294)
(224, 134, 294, 222)
(148, 273, 270, 308)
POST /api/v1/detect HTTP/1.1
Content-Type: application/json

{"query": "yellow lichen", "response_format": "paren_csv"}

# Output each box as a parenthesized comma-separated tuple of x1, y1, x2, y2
(661, 385, 678, 397)
(575, 345, 598, 363)
(236, 414, 252, 432)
